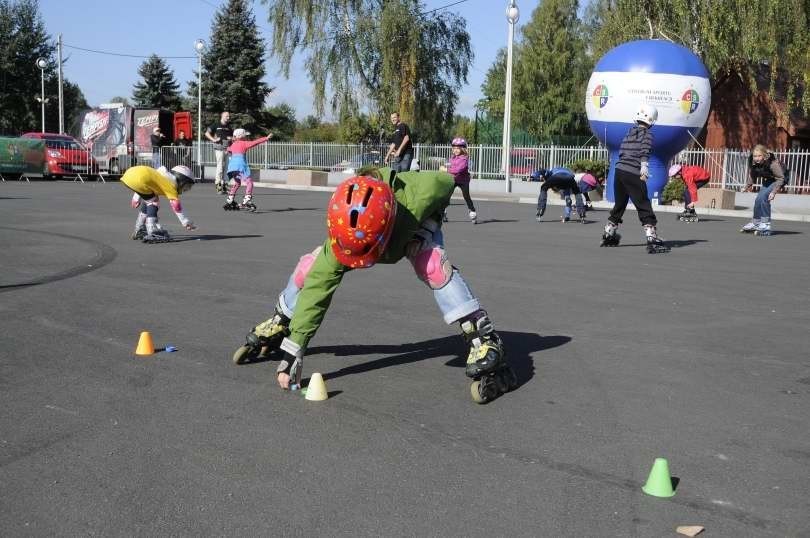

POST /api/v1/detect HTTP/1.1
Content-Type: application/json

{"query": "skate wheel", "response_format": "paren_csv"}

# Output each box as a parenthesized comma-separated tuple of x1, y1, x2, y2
(470, 376, 499, 404)
(470, 380, 485, 403)
(232, 345, 255, 365)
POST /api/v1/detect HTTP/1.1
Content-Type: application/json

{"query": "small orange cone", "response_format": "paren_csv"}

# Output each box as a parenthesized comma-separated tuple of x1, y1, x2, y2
(135, 331, 155, 355)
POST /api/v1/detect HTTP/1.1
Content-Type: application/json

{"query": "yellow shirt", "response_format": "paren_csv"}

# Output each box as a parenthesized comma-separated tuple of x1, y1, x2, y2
(121, 166, 180, 200)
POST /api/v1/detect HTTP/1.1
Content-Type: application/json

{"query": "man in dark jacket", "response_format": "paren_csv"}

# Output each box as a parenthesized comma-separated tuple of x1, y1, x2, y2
(150, 127, 167, 168)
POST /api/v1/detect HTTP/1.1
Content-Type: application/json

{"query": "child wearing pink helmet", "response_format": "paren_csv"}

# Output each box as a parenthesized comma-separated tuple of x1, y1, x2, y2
(668, 163, 710, 222)
(443, 137, 477, 224)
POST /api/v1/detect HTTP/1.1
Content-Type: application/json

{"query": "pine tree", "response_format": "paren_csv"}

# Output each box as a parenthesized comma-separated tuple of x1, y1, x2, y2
(188, 0, 272, 133)
(132, 54, 182, 110)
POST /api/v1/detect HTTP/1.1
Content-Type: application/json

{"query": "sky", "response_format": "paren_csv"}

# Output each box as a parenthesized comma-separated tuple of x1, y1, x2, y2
(39, 0, 543, 121)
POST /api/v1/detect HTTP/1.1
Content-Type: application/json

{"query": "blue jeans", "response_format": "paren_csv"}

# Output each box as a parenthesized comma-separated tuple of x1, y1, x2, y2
(683, 180, 709, 206)
(753, 182, 777, 220)
(392, 153, 413, 173)
(151, 152, 161, 169)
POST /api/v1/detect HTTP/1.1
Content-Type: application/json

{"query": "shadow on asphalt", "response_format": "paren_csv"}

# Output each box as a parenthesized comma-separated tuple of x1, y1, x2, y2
(170, 234, 263, 242)
(268, 207, 323, 213)
(475, 218, 520, 224)
(308, 330, 571, 389)
(617, 239, 709, 249)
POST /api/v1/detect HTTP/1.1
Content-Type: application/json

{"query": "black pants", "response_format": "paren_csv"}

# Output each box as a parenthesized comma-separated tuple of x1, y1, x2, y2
(453, 182, 476, 211)
(609, 168, 657, 226)
(537, 175, 583, 214)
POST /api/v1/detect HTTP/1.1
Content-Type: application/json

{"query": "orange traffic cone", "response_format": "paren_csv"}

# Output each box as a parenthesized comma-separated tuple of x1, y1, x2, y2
(135, 331, 155, 355)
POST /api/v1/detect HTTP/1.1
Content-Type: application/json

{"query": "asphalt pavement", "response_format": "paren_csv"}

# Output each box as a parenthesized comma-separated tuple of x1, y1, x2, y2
(1, 181, 809, 537)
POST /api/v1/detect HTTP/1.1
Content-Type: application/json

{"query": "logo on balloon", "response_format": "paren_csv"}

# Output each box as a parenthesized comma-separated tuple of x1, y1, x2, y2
(680, 89, 699, 114)
(592, 84, 609, 109)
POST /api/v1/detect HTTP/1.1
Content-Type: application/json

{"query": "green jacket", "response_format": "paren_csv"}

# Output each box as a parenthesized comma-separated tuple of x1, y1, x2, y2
(287, 169, 455, 350)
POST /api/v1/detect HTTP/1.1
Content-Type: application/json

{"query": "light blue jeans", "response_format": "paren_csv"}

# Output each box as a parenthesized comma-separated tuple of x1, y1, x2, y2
(753, 182, 777, 220)
(278, 229, 480, 325)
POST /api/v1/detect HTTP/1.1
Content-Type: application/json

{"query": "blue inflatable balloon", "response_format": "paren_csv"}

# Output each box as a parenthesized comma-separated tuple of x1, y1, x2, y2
(585, 40, 711, 202)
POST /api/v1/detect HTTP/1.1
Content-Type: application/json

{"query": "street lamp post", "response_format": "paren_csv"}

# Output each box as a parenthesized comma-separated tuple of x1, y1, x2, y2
(194, 39, 205, 178)
(501, 1, 519, 193)
(36, 57, 48, 133)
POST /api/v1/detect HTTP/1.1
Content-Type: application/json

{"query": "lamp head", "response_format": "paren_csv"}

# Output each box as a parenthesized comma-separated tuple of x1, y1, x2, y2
(506, 2, 519, 24)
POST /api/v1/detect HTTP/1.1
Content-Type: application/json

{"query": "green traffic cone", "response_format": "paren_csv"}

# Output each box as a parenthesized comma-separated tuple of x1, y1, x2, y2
(642, 458, 676, 497)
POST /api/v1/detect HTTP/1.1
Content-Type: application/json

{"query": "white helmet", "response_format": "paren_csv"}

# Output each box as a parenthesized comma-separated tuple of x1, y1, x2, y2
(171, 165, 195, 192)
(634, 103, 658, 126)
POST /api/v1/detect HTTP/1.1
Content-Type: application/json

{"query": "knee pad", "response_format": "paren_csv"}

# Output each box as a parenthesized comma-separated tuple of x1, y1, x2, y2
(227, 171, 242, 184)
(293, 246, 322, 289)
(412, 246, 452, 289)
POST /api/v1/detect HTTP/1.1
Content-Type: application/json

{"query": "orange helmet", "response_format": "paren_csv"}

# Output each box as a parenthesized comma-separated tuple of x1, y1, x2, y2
(327, 176, 397, 268)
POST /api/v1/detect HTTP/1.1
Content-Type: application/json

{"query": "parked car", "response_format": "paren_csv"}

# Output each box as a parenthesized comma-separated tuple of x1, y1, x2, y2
(21, 132, 99, 178)
(509, 148, 538, 179)
(269, 151, 337, 170)
(331, 151, 383, 174)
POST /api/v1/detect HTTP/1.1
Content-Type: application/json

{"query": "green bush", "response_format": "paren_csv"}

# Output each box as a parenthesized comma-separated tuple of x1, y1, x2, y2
(567, 158, 608, 180)
(662, 178, 685, 204)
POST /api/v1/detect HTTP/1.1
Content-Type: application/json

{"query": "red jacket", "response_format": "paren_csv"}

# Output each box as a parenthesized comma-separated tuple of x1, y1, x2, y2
(680, 165, 710, 203)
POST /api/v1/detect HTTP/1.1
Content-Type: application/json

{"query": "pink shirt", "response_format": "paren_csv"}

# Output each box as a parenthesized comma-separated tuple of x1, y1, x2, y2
(447, 154, 470, 184)
(228, 136, 270, 156)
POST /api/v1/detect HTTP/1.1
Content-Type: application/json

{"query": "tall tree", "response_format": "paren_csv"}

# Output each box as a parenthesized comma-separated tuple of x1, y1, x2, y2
(0, 0, 88, 135)
(479, 49, 508, 122)
(262, 0, 472, 143)
(189, 0, 273, 132)
(587, 0, 810, 110)
(263, 102, 297, 141)
(0, 0, 54, 134)
(50, 80, 88, 135)
(513, 0, 590, 140)
(132, 54, 182, 110)
(108, 96, 131, 106)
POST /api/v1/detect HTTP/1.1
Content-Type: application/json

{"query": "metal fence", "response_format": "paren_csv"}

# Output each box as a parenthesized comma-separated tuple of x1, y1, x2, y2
(672, 148, 810, 194)
(34, 140, 810, 195)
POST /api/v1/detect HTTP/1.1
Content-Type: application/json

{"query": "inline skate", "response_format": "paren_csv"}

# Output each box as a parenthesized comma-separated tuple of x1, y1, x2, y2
(142, 229, 170, 244)
(645, 225, 670, 254)
(232, 309, 291, 364)
(239, 195, 257, 212)
(753, 221, 772, 236)
(461, 312, 517, 404)
(600, 221, 621, 247)
(677, 207, 699, 222)
(131, 226, 147, 240)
